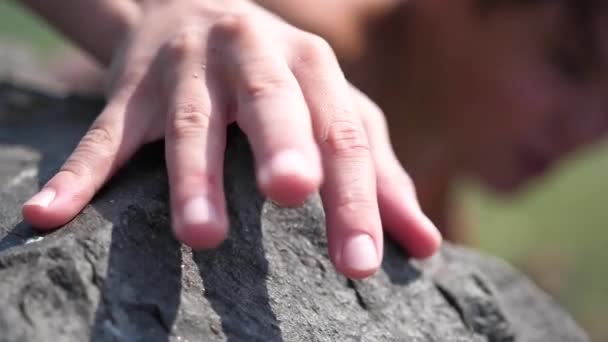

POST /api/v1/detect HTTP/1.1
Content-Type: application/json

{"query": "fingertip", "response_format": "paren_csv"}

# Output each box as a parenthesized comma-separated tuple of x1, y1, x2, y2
(334, 233, 381, 280)
(22, 203, 59, 231)
(337, 263, 380, 280)
(423, 217, 443, 255)
(21, 187, 74, 230)
(176, 223, 228, 250)
(342, 268, 379, 280)
(258, 149, 322, 207)
(408, 217, 443, 259)
(173, 197, 229, 250)
(393, 212, 443, 259)
(22, 205, 74, 231)
(377, 182, 443, 259)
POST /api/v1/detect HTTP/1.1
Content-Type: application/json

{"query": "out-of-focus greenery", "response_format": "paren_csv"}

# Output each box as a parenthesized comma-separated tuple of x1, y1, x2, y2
(462, 142, 608, 342)
(2, 1, 607, 340)
(0, 1, 67, 54)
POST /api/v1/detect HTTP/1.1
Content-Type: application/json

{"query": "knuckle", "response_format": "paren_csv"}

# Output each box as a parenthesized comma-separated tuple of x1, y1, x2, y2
(296, 34, 336, 68)
(59, 124, 119, 181)
(59, 157, 102, 198)
(79, 125, 117, 158)
(165, 29, 202, 60)
(168, 102, 211, 139)
(60, 155, 95, 182)
(242, 74, 291, 100)
(334, 191, 378, 217)
(322, 118, 370, 157)
(213, 14, 259, 40)
(175, 171, 219, 193)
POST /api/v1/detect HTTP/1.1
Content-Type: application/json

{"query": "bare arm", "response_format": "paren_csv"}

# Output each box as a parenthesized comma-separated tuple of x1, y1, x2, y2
(19, 0, 140, 65)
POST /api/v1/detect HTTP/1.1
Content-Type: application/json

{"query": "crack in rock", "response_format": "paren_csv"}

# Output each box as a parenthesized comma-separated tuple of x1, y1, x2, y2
(433, 268, 515, 342)
(0, 83, 590, 342)
(347, 280, 369, 311)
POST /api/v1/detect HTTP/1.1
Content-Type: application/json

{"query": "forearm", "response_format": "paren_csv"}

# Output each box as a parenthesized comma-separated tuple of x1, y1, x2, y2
(19, 0, 141, 66)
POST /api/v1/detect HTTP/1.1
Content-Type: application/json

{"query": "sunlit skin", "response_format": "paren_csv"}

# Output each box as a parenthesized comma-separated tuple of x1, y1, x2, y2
(19, 0, 441, 281)
(18, 0, 607, 277)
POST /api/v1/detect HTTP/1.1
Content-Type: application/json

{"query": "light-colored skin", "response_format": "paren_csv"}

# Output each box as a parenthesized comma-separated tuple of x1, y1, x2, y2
(20, 0, 441, 280)
(20, 0, 608, 276)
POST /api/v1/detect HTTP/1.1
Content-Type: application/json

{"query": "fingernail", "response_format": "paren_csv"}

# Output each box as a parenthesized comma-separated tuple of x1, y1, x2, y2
(341, 234, 379, 273)
(180, 196, 216, 228)
(259, 149, 309, 186)
(24, 188, 56, 208)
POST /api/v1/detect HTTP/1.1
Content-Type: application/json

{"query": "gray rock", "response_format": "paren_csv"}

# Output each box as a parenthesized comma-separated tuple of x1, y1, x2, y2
(0, 83, 589, 342)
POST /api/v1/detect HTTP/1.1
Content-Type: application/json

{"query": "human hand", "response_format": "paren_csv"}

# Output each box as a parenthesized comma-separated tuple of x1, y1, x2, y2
(22, 0, 441, 279)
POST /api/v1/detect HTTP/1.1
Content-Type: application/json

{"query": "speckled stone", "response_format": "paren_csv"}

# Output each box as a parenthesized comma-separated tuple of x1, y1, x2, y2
(0, 83, 589, 342)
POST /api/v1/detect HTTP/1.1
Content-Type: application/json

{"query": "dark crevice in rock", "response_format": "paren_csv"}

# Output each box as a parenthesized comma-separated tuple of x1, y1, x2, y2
(347, 280, 369, 311)
(0, 221, 40, 254)
(123, 302, 172, 333)
(46, 264, 89, 301)
(17, 295, 33, 327)
(435, 283, 468, 327)
(472, 273, 494, 296)
(0, 249, 43, 270)
(0, 83, 590, 342)
(6, 232, 26, 238)
(80, 242, 103, 290)
(433, 275, 515, 342)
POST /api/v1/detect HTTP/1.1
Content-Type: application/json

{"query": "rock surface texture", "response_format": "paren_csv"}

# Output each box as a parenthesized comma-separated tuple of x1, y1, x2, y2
(0, 83, 589, 342)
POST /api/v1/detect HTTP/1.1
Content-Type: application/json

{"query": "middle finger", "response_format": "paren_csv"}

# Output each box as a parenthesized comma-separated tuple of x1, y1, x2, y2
(214, 16, 323, 207)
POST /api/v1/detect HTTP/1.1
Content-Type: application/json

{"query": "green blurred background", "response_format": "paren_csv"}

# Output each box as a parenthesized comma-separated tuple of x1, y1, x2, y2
(1, 1, 606, 340)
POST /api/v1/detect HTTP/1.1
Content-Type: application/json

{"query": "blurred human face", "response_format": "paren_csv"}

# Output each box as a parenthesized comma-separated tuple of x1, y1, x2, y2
(404, 0, 608, 192)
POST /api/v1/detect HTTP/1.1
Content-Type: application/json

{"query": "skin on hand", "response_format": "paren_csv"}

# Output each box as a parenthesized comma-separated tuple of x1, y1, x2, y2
(21, 0, 441, 279)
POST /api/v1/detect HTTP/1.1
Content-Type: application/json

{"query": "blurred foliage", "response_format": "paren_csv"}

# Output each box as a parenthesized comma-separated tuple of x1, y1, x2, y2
(462, 142, 608, 342)
(2, 1, 607, 340)
(0, 1, 67, 54)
